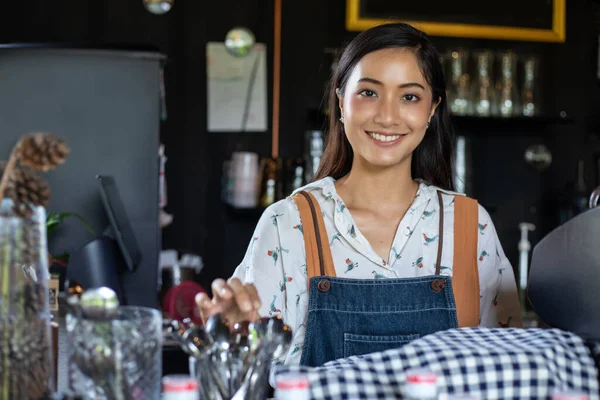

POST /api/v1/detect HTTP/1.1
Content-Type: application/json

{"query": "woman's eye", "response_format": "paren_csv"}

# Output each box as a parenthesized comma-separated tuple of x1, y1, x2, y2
(358, 89, 377, 97)
(403, 94, 419, 102)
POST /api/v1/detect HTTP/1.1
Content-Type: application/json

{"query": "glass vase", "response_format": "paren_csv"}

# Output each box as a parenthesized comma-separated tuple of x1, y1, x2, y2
(0, 199, 54, 399)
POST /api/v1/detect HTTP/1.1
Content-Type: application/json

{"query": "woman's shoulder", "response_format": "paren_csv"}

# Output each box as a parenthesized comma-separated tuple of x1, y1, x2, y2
(255, 177, 337, 229)
(427, 185, 492, 224)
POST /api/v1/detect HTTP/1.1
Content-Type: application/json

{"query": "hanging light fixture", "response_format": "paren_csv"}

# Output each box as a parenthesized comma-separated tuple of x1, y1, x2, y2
(143, 0, 174, 15)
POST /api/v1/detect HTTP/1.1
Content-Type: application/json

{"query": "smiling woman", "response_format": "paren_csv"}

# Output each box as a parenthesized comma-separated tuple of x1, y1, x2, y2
(197, 22, 522, 369)
(317, 23, 454, 188)
(335, 48, 438, 174)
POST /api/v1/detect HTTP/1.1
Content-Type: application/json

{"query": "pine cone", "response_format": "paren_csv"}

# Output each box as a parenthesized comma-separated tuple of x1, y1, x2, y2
(0, 162, 51, 218)
(17, 132, 69, 172)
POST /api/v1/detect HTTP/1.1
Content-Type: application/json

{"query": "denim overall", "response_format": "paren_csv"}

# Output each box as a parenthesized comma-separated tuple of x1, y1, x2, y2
(295, 191, 469, 368)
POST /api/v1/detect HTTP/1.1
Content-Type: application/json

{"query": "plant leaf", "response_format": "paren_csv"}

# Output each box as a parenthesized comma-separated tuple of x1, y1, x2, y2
(46, 212, 96, 237)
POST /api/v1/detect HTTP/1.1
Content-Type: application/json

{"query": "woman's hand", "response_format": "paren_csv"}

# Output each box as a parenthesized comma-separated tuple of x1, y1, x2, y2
(195, 277, 262, 325)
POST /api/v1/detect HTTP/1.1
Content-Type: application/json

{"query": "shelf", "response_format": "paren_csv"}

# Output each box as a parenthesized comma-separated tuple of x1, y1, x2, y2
(306, 108, 574, 131)
(451, 114, 573, 125)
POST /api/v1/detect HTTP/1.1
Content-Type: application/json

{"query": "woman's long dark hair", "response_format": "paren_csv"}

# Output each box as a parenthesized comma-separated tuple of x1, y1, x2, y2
(314, 22, 456, 191)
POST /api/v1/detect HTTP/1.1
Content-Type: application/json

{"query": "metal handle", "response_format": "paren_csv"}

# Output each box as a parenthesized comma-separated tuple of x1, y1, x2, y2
(589, 186, 600, 209)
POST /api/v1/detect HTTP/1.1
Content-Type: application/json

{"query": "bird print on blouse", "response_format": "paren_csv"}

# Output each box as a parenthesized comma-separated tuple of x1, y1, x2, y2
(330, 233, 342, 246)
(423, 233, 438, 245)
(413, 257, 424, 268)
(348, 225, 357, 238)
(391, 247, 402, 260)
(279, 274, 293, 292)
(267, 247, 289, 265)
(344, 258, 358, 273)
(372, 270, 386, 279)
(421, 209, 436, 220)
(479, 250, 489, 262)
(271, 213, 283, 226)
(231, 177, 522, 368)
(479, 223, 488, 235)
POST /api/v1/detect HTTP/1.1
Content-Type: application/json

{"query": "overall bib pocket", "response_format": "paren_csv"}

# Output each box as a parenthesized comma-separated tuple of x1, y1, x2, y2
(343, 332, 421, 358)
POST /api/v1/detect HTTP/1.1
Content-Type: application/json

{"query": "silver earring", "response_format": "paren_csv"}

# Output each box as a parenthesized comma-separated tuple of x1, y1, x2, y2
(426, 121, 430, 128)
(339, 115, 344, 123)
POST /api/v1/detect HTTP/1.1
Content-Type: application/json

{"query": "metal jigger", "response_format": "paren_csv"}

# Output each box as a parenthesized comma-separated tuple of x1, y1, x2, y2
(69, 287, 121, 398)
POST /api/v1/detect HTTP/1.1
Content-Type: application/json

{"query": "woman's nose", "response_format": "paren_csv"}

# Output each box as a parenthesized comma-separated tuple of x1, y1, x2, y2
(373, 98, 400, 127)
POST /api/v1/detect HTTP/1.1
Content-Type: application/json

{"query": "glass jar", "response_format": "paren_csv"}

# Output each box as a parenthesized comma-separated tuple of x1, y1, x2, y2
(0, 199, 54, 399)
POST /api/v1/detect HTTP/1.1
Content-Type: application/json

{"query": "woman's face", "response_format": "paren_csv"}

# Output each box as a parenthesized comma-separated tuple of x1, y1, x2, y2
(338, 47, 439, 170)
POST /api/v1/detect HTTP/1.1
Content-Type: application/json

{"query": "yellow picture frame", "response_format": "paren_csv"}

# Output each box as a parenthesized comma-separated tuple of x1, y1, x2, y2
(346, 0, 566, 43)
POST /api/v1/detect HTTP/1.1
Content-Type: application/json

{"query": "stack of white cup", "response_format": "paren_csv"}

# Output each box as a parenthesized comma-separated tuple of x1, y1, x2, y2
(230, 151, 259, 208)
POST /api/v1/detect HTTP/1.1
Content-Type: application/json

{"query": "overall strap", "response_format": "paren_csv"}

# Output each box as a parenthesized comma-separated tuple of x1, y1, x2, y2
(452, 195, 481, 327)
(435, 191, 444, 275)
(292, 191, 336, 291)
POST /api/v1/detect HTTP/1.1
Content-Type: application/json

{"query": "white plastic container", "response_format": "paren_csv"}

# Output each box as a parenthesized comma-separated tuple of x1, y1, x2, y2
(551, 391, 589, 400)
(402, 369, 439, 400)
(162, 374, 199, 400)
(230, 151, 259, 208)
(275, 372, 310, 400)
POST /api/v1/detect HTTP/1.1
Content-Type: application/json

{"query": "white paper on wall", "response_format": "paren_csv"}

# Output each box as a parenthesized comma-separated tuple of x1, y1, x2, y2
(206, 42, 268, 132)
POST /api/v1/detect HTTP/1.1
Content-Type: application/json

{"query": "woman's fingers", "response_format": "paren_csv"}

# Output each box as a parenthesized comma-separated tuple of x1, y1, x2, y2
(227, 278, 254, 313)
(195, 278, 262, 326)
(243, 283, 262, 311)
(195, 292, 219, 324)
(212, 278, 233, 302)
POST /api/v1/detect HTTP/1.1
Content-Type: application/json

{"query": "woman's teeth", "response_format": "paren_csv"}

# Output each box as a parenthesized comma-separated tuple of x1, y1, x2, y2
(368, 132, 404, 142)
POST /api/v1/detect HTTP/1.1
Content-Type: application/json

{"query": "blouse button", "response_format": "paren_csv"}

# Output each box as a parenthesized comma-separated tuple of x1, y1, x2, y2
(317, 279, 331, 292)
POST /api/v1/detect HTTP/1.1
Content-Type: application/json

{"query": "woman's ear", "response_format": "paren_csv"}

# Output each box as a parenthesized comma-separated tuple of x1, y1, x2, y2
(429, 96, 441, 120)
(336, 88, 344, 117)
(335, 88, 344, 118)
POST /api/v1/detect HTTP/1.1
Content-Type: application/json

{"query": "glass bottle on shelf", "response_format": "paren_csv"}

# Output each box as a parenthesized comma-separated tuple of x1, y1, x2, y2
(447, 49, 471, 116)
(558, 159, 590, 224)
(573, 159, 589, 216)
(521, 55, 540, 117)
(304, 130, 323, 183)
(285, 158, 305, 196)
(471, 50, 496, 117)
(496, 50, 519, 117)
(260, 157, 283, 208)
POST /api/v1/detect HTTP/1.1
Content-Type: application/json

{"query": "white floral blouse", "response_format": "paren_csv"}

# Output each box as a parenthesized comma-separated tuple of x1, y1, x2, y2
(231, 177, 523, 366)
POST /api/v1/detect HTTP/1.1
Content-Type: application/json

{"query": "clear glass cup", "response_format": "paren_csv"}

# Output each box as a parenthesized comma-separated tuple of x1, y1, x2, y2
(521, 55, 540, 117)
(447, 49, 471, 116)
(496, 50, 519, 117)
(471, 50, 496, 117)
(67, 305, 163, 399)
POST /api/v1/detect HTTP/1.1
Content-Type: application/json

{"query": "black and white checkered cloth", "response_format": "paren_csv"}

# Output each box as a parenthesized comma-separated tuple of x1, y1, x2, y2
(274, 328, 599, 399)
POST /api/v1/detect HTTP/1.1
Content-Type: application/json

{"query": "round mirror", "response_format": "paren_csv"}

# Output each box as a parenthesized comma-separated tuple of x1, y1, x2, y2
(224, 27, 255, 57)
(143, 0, 174, 15)
(524, 144, 552, 172)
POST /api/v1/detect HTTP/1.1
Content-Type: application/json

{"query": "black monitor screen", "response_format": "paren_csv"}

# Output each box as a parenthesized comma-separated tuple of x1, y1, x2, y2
(96, 175, 143, 271)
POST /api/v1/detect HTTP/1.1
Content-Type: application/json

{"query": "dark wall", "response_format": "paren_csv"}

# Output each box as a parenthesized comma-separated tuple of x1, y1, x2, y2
(0, 48, 163, 308)
(0, 0, 598, 295)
